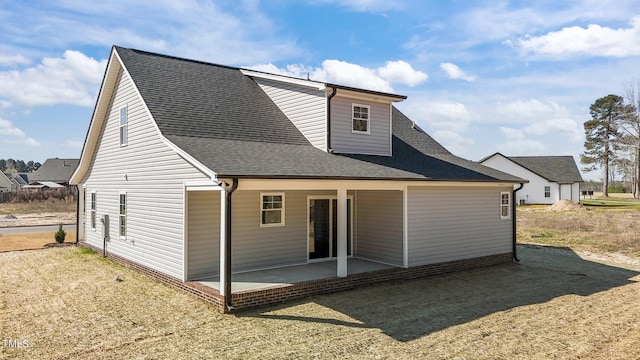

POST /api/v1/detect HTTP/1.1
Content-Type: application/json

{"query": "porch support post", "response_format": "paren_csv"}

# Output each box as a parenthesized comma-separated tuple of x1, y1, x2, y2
(337, 188, 347, 277)
(218, 189, 227, 297)
(403, 186, 409, 268)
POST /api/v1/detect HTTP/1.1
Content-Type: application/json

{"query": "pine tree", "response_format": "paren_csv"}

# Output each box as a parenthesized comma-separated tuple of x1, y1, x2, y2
(581, 94, 627, 196)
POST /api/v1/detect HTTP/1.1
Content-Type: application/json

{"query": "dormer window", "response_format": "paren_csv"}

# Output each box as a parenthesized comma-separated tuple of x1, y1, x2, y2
(119, 106, 128, 146)
(352, 104, 370, 134)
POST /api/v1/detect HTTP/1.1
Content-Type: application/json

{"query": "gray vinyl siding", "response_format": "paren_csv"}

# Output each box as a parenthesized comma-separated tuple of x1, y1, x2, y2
(330, 96, 391, 156)
(355, 190, 403, 266)
(254, 78, 326, 150)
(231, 190, 335, 272)
(82, 69, 210, 280)
(186, 191, 220, 280)
(407, 186, 512, 266)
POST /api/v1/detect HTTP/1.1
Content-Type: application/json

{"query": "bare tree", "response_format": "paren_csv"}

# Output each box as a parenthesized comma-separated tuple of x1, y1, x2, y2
(621, 79, 640, 197)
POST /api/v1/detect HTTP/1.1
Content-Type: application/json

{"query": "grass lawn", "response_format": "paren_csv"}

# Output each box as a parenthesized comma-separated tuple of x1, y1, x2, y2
(0, 231, 76, 252)
(1, 204, 639, 358)
(1, 243, 639, 358)
(0, 200, 76, 215)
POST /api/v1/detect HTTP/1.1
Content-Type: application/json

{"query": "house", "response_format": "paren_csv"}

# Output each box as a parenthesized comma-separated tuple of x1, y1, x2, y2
(0, 172, 17, 192)
(29, 158, 79, 187)
(70, 46, 525, 312)
(13, 173, 29, 188)
(479, 153, 583, 204)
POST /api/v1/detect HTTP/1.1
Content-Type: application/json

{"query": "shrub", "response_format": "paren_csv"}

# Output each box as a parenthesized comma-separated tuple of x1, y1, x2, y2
(54, 224, 66, 243)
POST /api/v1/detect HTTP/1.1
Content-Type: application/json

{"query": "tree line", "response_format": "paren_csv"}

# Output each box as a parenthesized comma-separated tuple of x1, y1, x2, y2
(581, 80, 640, 197)
(0, 158, 42, 173)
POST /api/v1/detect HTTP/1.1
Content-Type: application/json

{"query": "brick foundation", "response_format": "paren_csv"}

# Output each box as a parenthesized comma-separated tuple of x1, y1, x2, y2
(78, 241, 512, 313)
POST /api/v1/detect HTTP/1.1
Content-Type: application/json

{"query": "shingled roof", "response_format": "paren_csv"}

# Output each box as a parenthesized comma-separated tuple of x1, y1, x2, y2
(508, 156, 583, 183)
(115, 46, 522, 182)
(480, 153, 583, 183)
(29, 158, 79, 184)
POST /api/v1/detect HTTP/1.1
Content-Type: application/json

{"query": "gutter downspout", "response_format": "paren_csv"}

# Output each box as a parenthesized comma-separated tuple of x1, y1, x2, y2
(224, 178, 239, 312)
(74, 185, 80, 245)
(513, 183, 524, 262)
(326, 86, 337, 152)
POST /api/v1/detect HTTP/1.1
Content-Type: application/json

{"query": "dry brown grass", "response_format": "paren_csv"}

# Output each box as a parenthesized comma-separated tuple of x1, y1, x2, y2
(0, 231, 76, 252)
(1, 246, 639, 359)
(0, 200, 76, 216)
(517, 206, 640, 257)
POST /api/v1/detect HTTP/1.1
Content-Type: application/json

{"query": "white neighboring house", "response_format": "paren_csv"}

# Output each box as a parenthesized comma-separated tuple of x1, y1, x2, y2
(479, 153, 583, 205)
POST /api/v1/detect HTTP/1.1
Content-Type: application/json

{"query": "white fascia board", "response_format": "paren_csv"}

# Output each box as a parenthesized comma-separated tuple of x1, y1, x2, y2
(240, 69, 326, 91)
(70, 49, 121, 185)
(333, 88, 405, 104)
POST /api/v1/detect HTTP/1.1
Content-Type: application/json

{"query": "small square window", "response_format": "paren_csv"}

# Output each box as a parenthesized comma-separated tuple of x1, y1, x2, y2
(352, 104, 370, 134)
(261, 193, 285, 227)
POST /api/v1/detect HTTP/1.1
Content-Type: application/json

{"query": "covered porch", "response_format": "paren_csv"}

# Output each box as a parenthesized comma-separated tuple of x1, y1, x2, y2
(184, 178, 409, 304)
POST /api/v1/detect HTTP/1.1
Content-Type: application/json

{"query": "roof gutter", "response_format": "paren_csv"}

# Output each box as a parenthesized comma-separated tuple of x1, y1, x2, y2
(512, 182, 524, 262)
(326, 86, 337, 152)
(223, 178, 238, 312)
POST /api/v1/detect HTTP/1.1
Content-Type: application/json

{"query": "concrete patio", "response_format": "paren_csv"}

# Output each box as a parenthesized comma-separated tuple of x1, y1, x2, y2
(197, 258, 396, 293)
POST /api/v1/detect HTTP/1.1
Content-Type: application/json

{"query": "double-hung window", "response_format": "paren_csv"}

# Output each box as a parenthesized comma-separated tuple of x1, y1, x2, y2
(352, 104, 370, 134)
(500, 192, 511, 219)
(544, 186, 551, 198)
(261, 193, 284, 227)
(119, 193, 127, 238)
(119, 106, 128, 146)
(90, 191, 97, 230)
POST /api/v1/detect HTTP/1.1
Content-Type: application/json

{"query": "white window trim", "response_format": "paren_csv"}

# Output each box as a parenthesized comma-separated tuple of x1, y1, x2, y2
(351, 103, 371, 135)
(90, 191, 96, 231)
(260, 192, 285, 227)
(119, 105, 128, 147)
(119, 192, 127, 239)
(544, 186, 551, 198)
(500, 191, 511, 220)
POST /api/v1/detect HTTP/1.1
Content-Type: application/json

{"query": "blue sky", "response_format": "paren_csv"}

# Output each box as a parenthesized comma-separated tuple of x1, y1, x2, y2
(1, 1, 639, 179)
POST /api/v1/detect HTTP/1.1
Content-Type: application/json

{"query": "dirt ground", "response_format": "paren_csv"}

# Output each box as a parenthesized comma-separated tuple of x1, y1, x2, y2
(0, 212, 76, 228)
(1, 245, 639, 359)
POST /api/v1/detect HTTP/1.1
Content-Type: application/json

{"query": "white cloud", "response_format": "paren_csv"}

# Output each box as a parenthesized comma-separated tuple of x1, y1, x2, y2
(515, 16, 640, 58)
(495, 99, 570, 123)
(493, 99, 583, 143)
(0, 50, 106, 107)
(0, 54, 30, 66)
(24, 138, 41, 147)
(405, 101, 471, 132)
(497, 127, 545, 154)
(313, 0, 406, 12)
(523, 117, 583, 143)
(377, 61, 427, 86)
(0, 118, 40, 147)
(248, 59, 426, 93)
(0, 118, 26, 137)
(439, 63, 476, 82)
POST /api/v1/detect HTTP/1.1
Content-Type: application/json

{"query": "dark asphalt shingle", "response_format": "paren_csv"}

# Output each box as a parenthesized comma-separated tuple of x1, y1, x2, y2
(116, 46, 522, 182)
(508, 156, 583, 183)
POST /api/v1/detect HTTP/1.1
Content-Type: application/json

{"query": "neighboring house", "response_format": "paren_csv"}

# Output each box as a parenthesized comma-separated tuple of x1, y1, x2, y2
(0, 172, 17, 192)
(13, 173, 29, 188)
(479, 153, 583, 204)
(71, 46, 525, 312)
(29, 158, 79, 187)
